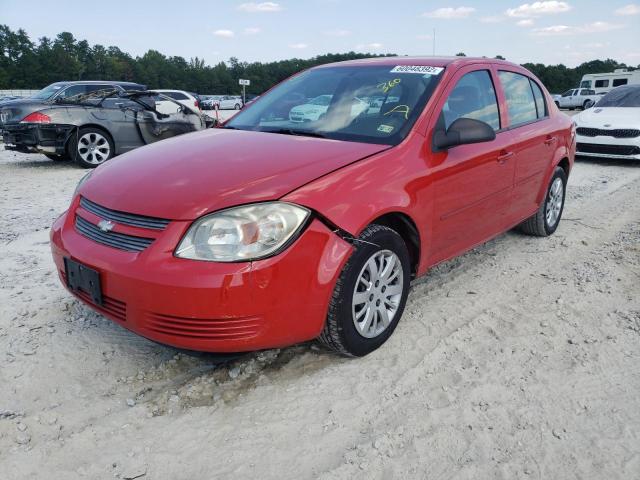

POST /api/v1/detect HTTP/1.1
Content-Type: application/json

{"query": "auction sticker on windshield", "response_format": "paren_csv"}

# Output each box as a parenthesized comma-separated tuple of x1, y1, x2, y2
(390, 65, 444, 75)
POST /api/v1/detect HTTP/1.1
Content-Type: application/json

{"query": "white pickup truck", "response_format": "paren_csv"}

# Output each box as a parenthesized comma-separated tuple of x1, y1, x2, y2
(553, 88, 600, 110)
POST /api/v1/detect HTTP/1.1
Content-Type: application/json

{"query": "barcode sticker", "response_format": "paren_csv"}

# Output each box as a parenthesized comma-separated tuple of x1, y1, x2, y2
(390, 65, 444, 75)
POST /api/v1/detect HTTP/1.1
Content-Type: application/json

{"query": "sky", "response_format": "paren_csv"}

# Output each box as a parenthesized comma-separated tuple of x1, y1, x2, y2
(1, 0, 639, 67)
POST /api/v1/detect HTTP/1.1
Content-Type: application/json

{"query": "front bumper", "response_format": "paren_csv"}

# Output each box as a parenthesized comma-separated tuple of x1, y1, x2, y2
(576, 136, 640, 160)
(3, 123, 75, 155)
(50, 200, 352, 352)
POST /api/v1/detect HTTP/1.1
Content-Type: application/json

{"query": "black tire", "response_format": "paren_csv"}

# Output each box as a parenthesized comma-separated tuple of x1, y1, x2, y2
(67, 127, 115, 169)
(234, 103, 240, 110)
(554, 101, 560, 108)
(318, 224, 411, 357)
(44, 153, 69, 162)
(583, 100, 593, 109)
(519, 166, 567, 236)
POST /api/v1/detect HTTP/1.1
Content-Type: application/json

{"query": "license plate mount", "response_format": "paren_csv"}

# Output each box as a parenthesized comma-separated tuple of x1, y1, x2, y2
(64, 258, 102, 305)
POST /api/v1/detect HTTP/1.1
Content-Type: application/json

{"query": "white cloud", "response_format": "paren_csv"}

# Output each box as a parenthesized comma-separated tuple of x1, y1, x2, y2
(355, 42, 383, 50)
(532, 21, 624, 35)
(213, 29, 235, 38)
(237, 2, 281, 13)
(289, 43, 308, 49)
(324, 29, 351, 37)
(243, 27, 262, 35)
(423, 7, 475, 19)
(614, 3, 640, 15)
(479, 15, 505, 23)
(517, 19, 535, 26)
(506, 1, 571, 18)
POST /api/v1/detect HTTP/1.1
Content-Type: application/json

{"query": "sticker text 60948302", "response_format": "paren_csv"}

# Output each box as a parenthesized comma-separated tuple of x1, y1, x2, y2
(390, 65, 444, 75)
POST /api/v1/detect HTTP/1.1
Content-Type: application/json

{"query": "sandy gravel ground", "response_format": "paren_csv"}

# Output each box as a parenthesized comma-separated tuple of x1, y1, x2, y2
(0, 139, 639, 479)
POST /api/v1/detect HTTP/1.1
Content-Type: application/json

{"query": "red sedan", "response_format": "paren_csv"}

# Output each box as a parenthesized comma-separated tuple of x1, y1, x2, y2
(51, 57, 575, 356)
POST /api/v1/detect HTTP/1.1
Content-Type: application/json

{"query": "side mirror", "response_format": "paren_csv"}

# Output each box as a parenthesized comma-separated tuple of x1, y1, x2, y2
(433, 117, 496, 151)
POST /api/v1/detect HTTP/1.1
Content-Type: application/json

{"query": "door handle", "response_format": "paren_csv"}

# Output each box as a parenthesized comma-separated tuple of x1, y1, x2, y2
(544, 135, 557, 145)
(497, 151, 514, 164)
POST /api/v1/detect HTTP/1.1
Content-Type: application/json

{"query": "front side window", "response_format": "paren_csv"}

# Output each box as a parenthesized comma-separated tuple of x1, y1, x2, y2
(226, 65, 444, 145)
(498, 71, 538, 127)
(595, 79, 609, 88)
(440, 70, 500, 131)
(612, 78, 628, 87)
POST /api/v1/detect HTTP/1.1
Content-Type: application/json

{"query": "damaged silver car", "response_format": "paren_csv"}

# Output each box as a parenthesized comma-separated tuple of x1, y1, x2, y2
(1, 88, 210, 168)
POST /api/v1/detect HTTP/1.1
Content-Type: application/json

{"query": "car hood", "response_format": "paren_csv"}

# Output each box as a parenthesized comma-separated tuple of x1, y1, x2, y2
(81, 128, 390, 220)
(575, 107, 640, 128)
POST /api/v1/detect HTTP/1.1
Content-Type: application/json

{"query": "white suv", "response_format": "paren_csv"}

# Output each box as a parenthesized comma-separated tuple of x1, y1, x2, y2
(154, 90, 201, 114)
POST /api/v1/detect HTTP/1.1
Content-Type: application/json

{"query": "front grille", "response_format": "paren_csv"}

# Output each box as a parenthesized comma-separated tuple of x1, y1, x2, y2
(75, 215, 154, 252)
(145, 312, 263, 340)
(577, 143, 640, 156)
(80, 197, 170, 230)
(577, 127, 640, 138)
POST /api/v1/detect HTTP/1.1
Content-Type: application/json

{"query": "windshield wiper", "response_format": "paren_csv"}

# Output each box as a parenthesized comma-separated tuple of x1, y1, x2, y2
(263, 128, 328, 138)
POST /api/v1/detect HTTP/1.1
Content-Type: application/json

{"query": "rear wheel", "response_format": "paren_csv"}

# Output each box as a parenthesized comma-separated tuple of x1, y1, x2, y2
(318, 224, 411, 357)
(519, 166, 567, 236)
(234, 103, 241, 110)
(67, 127, 114, 168)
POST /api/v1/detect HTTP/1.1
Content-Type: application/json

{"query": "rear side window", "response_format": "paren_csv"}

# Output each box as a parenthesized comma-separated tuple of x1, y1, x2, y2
(441, 70, 500, 131)
(529, 79, 547, 118)
(612, 78, 628, 87)
(595, 79, 609, 88)
(498, 71, 538, 127)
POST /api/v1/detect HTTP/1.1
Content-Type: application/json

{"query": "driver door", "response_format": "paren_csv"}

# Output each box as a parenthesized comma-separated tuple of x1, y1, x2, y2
(427, 66, 515, 263)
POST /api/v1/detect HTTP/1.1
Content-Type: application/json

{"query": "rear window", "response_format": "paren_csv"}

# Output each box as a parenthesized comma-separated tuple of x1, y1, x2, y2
(529, 79, 547, 118)
(162, 92, 188, 100)
(595, 79, 609, 88)
(612, 78, 628, 87)
(498, 71, 538, 127)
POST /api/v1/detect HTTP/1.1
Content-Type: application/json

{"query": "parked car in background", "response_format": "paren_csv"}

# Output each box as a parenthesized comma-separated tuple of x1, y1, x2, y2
(2, 89, 206, 168)
(200, 95, 222, 110)
(216, 95, 243, 110)
(0, 81, 146, 135)
(51, 57, 574, 357)
(289, 94, 369, 122)
(553, 88, 600, 110)
(574, 85, 640, 160)
(153, 89, 201, 114)
(580, 69, 640, 94)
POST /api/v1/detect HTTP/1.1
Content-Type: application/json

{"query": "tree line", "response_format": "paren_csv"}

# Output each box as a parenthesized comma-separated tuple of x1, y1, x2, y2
(1, 25, 636, 95)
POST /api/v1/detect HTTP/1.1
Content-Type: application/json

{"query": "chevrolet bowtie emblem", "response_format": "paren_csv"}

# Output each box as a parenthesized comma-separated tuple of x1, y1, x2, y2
(97, 219, 115, 232)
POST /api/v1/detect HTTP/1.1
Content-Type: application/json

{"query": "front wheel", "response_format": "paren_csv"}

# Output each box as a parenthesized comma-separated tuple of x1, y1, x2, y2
(234, 103, 240, 110)
(318, 224, 411, 357)
(67, 127, 114, 168)
(519, 166, 567, 236)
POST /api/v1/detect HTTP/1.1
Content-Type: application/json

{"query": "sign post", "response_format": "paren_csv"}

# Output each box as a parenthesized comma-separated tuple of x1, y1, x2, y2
(239, 78, 250, 105)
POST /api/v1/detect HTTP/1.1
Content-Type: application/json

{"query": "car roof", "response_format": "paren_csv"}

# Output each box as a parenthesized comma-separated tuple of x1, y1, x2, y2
(315, 56, 522, 70)
(50, 80, 144, 86)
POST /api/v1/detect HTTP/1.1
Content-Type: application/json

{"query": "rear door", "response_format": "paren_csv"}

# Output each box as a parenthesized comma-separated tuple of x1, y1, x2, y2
(497, 70, 555, 222)
(429, 66, 515, 261)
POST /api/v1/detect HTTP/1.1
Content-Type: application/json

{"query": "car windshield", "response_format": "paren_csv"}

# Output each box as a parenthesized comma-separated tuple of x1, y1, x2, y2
(226, 65, 444, 145)
(596, 86, 640, 107)
(31, 84, 66, 100)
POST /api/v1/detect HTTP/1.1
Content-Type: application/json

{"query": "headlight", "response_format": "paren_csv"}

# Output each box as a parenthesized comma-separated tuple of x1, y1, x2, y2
(175, 202, 310, 262)
(73, 170, 93, 199)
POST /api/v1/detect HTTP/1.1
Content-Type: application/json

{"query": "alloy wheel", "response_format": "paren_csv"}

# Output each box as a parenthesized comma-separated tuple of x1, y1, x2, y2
(77, 132, 110, 165)
(352, 250, 404, 339)
(546, 177, 564, 227)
